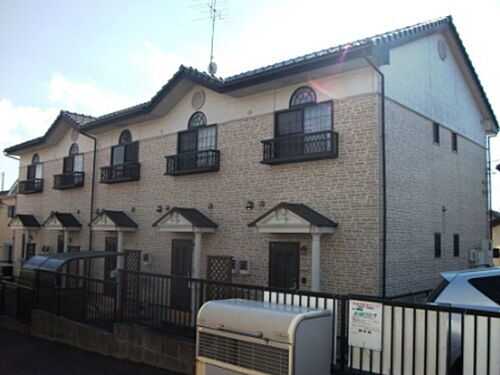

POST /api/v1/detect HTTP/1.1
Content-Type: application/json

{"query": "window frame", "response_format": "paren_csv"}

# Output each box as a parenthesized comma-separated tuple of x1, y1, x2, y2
(289, 86, 317, 108)
(434, 232, 442, 258)
(7, 205, 15, 218)
(111, 140, 139, 165)
(451, 132, 458, 152)
(273, 100, 334, 138)
(176, 124, 217, 154)
(433, 123, 440, 144)
(453, 233, 460, 257)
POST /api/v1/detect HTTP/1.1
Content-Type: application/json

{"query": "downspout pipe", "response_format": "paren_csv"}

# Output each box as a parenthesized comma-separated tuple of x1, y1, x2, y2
(365, 57, 387, 298)
(78, 130, 97, 252)
(486, 135, 492, 240)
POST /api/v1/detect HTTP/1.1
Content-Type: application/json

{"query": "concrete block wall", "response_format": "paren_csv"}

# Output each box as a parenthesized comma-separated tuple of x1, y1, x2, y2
(30, 309, 195, 374)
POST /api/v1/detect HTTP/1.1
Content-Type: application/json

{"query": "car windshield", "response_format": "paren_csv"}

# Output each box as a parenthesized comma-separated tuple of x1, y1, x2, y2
(426, 279, 449, 302)
(468, 276, 500, 305)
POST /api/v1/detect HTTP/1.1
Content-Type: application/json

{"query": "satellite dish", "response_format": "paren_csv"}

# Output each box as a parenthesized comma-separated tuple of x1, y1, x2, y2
(208, 61, 218, 75)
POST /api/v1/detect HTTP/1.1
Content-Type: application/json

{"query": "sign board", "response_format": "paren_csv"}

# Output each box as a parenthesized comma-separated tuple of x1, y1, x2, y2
(348, 300, 383, 351)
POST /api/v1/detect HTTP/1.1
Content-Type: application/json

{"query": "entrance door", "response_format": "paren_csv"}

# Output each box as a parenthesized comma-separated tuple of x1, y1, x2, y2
(104, 237, 117, 296)
(57, 235, 64, 253)
(269, 242, 300, 290)
(170, 239, 193, 311)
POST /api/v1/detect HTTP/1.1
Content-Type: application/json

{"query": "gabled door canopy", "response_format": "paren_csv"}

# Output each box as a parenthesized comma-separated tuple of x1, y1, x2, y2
(8, 215, 41, 230)
(153, 207, 217, 233)
(90, 210, 137, 232)
(43, 212, 82, 231)
(248, 202, 337, 234)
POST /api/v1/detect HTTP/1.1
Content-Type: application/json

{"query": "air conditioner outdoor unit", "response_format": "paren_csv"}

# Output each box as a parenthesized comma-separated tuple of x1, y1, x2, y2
(196, 299, 332, 375)
(141, 252, 152, 266)
(469, 249, 486, 265)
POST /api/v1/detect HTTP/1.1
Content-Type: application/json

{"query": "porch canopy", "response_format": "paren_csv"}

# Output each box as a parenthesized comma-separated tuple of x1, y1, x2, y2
(153, 207, 217, 278)
(248, 202, 337, 292)
(43, 212, 82, 231)
(43, 212, 83, 254)
(8, 214, 41, 230)
(90, 210, 137, 271)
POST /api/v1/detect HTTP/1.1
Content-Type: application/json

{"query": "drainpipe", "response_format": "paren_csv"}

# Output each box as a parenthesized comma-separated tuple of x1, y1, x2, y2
(78, 130, 97, 252)
(365, 57, 387, 298)
(486, 135, 492, 240)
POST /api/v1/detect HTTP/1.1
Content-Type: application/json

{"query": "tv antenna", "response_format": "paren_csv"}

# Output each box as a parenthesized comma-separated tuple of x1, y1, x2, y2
(191, 0, 229, 75)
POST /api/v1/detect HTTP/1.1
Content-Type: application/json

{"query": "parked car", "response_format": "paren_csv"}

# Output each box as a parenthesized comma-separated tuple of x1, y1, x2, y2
(426, 267, 500, 374)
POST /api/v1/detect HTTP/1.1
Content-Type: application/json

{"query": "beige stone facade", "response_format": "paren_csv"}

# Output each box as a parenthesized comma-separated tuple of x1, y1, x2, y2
(0, 192, 16, 261)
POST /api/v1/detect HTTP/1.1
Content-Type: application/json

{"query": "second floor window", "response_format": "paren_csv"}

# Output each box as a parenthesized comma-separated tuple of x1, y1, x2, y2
(276, 86, 333, 137)
(63, 143, 83, 173)
(112, 130, 139, 166)
(178, 112, 216, 154)
(27, 153, 42, 180)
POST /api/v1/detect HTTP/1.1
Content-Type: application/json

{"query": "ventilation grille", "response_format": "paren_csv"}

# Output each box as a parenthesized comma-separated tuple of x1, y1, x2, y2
(198, 331, 289, 375)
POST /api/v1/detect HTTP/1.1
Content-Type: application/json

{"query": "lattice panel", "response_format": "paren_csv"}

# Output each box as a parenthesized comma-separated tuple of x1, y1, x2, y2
(207, 256, 232, 301)
(125, 250, 141, 272)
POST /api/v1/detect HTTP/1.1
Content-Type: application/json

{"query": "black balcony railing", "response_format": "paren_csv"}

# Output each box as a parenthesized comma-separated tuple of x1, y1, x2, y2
(165, 150, 220, 176)
(100, 162, 140, 184)
(53, 172, 85, 190)
(261, 130, 338, 164)
(18, 179, 44, 194)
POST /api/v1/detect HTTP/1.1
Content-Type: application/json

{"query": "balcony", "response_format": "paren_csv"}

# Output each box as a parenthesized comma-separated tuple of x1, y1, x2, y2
(18, 179, 44, 194)
(53, 172, 85, 190)
(100, 162, 140, 184)
(261, 130, 338, 165)
(165, 150, 220, 176)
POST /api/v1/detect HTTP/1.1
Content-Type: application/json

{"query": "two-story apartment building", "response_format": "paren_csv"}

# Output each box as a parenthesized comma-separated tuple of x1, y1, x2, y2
(4, 16, 498, 296)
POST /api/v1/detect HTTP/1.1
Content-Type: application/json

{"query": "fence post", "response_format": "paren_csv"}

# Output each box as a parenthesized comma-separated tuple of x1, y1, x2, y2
(338, 295, 348, 374)
(57, 275, 61, 315)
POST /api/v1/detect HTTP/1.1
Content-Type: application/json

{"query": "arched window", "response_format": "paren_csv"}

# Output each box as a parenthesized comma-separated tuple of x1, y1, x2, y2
(119, 130, 132, 145)
(27, 154, 42, 180)
(69, 143, 79, 155)
(63, 143, 83, 174)
(290, 86, 317, 107)
(188, 112, 207, 128)
(111, 129, 138, 167)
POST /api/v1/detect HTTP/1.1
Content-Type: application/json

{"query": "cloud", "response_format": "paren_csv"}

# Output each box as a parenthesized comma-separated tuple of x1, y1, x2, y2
(47, 74, 140, 117)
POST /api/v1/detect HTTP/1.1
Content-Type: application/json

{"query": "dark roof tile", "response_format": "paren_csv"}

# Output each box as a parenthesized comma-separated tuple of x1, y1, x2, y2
(102, 210, 138, 228)
(248, 202, 337, 227)
(153, 207, 217, 228)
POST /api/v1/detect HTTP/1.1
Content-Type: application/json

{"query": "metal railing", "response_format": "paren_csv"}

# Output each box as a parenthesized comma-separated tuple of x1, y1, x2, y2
(34, 270, 118, 331)
(1, 281, 34, 324)
(53, 171, 85, 189)
(100, 162, 140, 183)
(262, 130, 339, 164)
(387, 289, 432, 303)
(120, 269, 335, 339)
(18, 178, 44, 194)
(165, 149, 220, 176)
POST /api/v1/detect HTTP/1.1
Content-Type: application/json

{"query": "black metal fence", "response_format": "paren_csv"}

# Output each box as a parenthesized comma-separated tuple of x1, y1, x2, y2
(34, 270, 117, 330)
(387, 289, 432, 304)
(120, 269, 335, 340)
(2, 269, 500, 375)
(165, 149, 220, 176)
(53, 171, 85, 189)
(18, 178, 44, 194)
(100, 162, 141, 183)
(262, 130, 339, 164)
(1, 281, 34, 323)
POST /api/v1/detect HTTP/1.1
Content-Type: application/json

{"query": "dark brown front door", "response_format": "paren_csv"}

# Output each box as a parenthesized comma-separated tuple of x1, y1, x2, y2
(170, 239, 193, 311)
(26, 244, 36, 260)
(104, 237, 117, 296)
(269, 242, 300, 290)
(57, 235, 64, 253)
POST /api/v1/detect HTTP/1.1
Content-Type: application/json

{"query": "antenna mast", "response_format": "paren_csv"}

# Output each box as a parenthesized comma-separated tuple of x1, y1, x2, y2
(191, 0, 228, 75)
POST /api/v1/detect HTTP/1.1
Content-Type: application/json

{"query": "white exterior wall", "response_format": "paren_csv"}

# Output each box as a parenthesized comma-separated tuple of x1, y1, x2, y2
(382, 32, 486, 146)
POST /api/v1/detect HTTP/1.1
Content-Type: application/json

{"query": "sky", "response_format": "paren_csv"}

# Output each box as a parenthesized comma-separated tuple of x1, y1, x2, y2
(0, 0, 499, 208)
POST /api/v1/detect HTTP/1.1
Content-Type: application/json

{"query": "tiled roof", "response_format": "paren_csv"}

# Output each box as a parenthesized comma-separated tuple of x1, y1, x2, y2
(13, 214, 41, 228)
(248, 202, 338, 228)
(5, 15, 497, 153)
(153, 207, 218, 228)
(101, 210, 138, 228)
(44, 212, 82, 228)
(61, 111, 95, 127)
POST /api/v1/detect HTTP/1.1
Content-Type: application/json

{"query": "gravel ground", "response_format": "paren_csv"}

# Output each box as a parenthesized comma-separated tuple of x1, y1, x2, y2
(0, 328, 181, 375)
